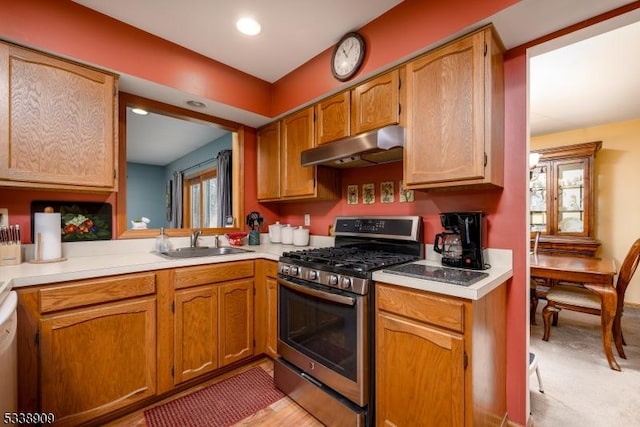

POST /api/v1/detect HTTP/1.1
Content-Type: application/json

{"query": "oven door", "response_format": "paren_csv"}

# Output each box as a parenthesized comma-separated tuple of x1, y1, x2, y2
(277, 276, 368, 406)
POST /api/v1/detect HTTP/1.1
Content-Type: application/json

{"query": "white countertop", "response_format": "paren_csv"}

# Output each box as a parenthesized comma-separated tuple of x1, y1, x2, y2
(372, 247, 513, 300)
(1, 233, 330, 288)
(1, 235, 512, 301)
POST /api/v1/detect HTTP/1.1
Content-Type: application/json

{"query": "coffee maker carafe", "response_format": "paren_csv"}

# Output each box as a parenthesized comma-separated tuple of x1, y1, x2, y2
(434, 212, 487, 270)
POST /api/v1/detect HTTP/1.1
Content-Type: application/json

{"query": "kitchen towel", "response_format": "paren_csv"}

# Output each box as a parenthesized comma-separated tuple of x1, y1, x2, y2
(34, 212, 62, 261)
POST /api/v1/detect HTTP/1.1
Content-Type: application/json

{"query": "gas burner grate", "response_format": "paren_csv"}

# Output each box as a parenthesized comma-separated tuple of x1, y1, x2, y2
(282, 247, 417, 272)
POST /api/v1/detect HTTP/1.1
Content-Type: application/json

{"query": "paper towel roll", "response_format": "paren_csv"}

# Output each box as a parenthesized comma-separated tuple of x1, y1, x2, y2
(34, 212, 62, 261)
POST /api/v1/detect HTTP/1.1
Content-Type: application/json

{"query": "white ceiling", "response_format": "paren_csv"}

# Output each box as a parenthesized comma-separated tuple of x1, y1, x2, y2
(73, 0, 403, 84)
(529, 18, 640, 136)
(70, 0, 640, 163)
(126, 108, 228, 165)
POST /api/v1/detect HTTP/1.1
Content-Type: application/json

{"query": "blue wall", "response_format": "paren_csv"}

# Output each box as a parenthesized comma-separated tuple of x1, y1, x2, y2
(127, 133, 233, 229)
(126, 163, 166, 228)
(164, 133, 233, 182)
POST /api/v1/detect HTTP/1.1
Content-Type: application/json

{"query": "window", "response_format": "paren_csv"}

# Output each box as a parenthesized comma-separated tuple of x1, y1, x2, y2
(183, 168, 217, 228)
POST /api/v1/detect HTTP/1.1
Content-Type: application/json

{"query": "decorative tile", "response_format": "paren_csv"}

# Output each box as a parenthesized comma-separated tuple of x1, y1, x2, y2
(362, 183, 375, 204)
(381, 181, 394, 203)
(399, 180, 414, 203)
(347, 185, 358, 205)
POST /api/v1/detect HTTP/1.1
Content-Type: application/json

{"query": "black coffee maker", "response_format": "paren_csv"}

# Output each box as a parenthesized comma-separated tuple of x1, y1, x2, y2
(434, 211, 487, 270)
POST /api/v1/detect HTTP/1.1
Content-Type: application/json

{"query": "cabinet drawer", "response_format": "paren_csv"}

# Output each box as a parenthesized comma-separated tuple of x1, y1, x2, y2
(174, 261, 254, 289)
(39, 272, 156, 314)
(376, 283, 465, 333)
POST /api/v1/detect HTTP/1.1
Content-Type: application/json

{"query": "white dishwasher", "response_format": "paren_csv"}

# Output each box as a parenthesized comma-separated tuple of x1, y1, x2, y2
(0, 282, 18, 415)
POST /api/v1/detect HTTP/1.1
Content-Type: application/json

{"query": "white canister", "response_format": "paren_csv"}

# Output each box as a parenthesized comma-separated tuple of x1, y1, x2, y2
(281, 225, 294, 245)
(293, 226, 310, 246)
(268, 221, 284, 243)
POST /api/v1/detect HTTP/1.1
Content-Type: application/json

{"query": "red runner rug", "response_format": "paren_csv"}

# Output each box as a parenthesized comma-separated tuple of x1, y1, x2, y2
(144, 367, 285, 427)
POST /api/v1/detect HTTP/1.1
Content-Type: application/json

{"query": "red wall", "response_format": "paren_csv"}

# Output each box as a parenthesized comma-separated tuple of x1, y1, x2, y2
(0, 0, 272, 117)
(269, 0, 528, 421)
(271, 0, 518, 115)
(2, 0, 636, 424)
(0, 189, 116, 243)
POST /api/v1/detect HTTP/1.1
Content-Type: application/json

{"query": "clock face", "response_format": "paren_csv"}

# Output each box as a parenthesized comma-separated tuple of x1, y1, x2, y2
(331, 32, 365, 81)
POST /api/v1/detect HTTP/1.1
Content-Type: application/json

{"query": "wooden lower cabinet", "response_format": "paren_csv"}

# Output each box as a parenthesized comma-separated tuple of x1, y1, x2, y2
(219, 279, 254, 366)
(172, 261, 255, 386)
(17, 272, 157, 427)
(17, 261, 259, 426)
(375, 282, 507, 427)
(377, 312, 465, 426)
(174, 285, 219, 383)
(254, 260, 279, 358)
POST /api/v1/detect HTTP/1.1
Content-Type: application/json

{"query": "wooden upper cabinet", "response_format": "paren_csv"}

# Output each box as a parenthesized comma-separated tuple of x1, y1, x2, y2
(315, 91, 351, 145)
(256, 106, 340, 202)
(256, 121, 281, 200)
(403, 26, 504, 190)
(280, 106, 316, 198)
(0, 42, 118, 191)
(351, 70, 401, 134)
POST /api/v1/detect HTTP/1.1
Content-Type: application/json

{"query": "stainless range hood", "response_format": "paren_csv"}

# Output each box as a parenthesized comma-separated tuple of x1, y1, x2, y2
(301, 125, 405, 168)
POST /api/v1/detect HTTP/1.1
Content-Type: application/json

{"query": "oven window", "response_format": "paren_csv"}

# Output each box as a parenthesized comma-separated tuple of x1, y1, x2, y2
(279, 283, 358, 382)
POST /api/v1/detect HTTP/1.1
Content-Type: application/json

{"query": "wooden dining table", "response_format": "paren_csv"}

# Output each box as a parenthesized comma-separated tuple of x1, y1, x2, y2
(530, 253, 619, 370)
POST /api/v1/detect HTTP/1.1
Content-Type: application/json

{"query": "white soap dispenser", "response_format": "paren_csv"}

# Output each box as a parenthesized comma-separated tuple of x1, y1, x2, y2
(155, 227, 172, 253)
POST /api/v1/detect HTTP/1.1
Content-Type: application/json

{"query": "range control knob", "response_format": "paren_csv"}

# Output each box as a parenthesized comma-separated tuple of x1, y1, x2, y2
(328, 275, 339, 286)
(290, 266, 299, 276)
(281, 265, 290, 274)
(340, 277, 352, 289)
(309, 270, 318, 280)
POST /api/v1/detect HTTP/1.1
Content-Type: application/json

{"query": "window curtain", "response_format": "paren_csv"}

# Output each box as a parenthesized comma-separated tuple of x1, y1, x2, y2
(170, 171, 183, 228)
(216, 149, 232, 227)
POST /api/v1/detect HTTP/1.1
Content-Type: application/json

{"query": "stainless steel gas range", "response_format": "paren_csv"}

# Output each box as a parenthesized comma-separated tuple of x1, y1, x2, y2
(274, 216, 423, 427)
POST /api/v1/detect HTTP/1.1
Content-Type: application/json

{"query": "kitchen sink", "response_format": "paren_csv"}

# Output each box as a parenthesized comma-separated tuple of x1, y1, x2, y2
(157, 246, 253, 258)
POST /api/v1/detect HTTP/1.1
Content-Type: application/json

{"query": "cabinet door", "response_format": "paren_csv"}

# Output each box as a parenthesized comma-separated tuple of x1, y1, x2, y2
(265, 275, 279, 357)
(256, 121, 281, 200)
(351, 70, 400, 134)
(316, 91, 350, 145)
(0, 42, 117, 190)
(554, 158, 589, 237)
(376, 311, 465, 426)
(219, 279, 254, 366)
(39, 297, 156, 426)
(281, 107, 316, 198)
(174, 285, 218, 384)
(404, 31, 486, 187)
(530, 161, 551, 235)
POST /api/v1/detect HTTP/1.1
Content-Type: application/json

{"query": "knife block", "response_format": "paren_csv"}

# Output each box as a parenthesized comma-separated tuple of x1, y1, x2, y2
(0, 243, 21, 265)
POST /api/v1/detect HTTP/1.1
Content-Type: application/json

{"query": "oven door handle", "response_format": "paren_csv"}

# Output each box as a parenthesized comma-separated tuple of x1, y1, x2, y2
(278, 278, 356, 306)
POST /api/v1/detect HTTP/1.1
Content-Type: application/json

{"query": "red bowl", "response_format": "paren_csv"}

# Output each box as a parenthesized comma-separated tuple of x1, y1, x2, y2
(225, 232, 247, 246)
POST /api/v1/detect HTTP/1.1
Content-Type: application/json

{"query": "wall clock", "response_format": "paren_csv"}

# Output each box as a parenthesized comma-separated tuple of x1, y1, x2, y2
(330, 32, 366, 81)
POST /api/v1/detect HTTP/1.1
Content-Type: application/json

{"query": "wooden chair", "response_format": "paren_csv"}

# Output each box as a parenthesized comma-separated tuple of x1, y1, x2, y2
(541, 238, 640, 359)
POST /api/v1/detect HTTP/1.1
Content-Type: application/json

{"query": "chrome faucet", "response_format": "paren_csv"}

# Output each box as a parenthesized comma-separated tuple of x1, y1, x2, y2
(190, 229, 202, 247)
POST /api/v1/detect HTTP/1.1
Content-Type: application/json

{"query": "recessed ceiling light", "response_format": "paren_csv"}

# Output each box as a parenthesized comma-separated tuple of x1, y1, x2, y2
(186, 100, 206, 108)
(131, 108, 148, 115)
(236, 17, 261, 36)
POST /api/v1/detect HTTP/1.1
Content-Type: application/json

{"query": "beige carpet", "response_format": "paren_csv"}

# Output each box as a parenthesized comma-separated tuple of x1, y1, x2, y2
(529, 303, 640, 426)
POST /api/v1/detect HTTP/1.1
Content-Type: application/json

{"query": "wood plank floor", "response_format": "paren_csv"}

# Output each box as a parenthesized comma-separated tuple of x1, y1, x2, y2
(104, 358, 323, 427)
